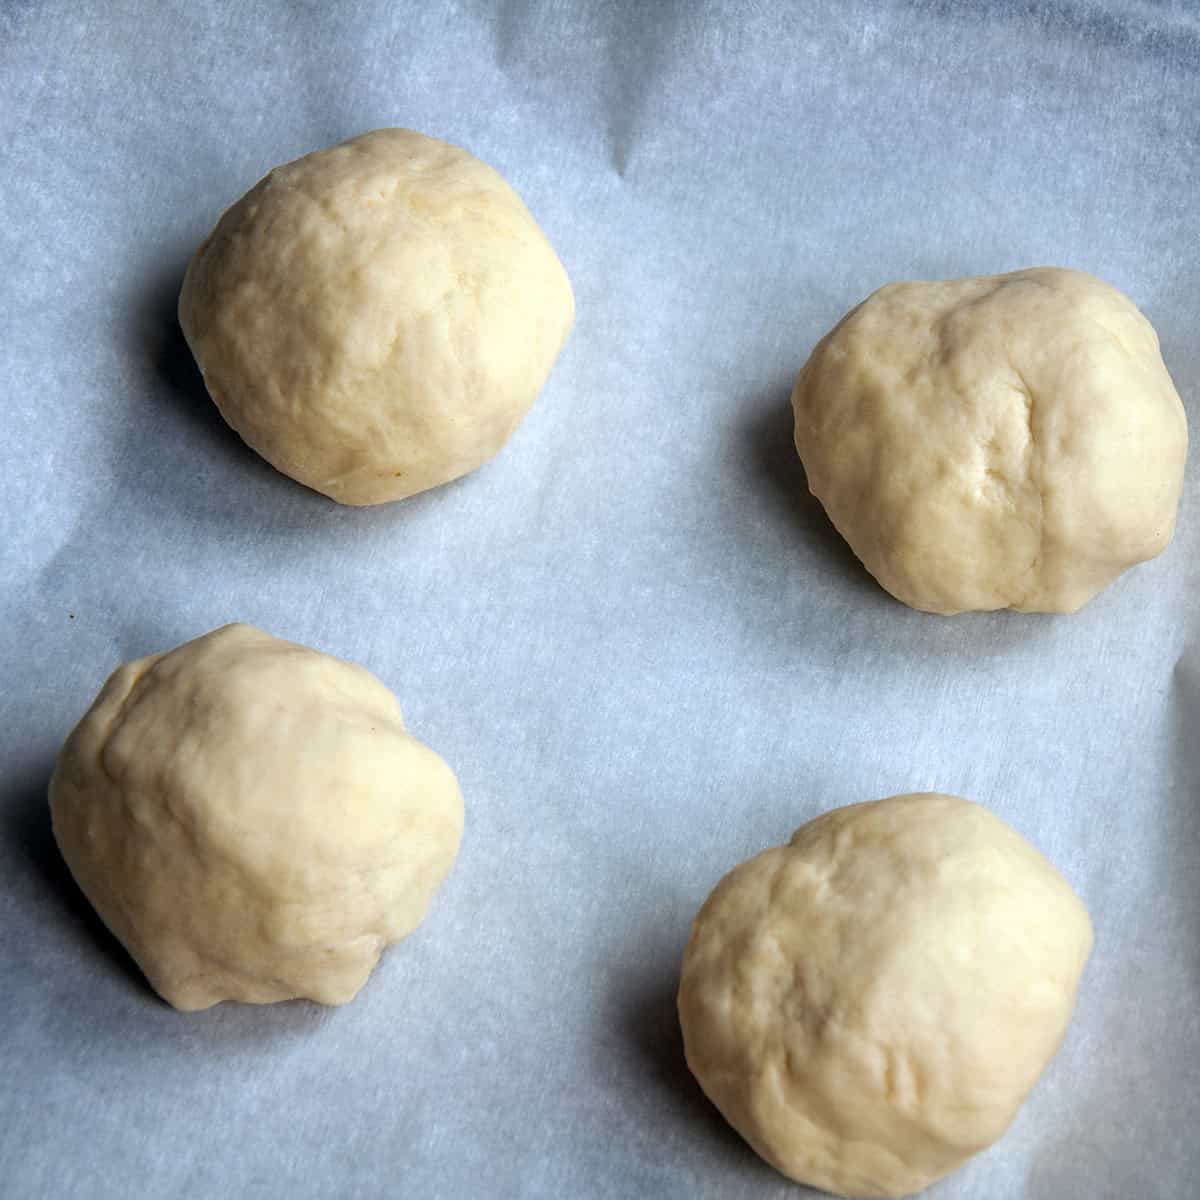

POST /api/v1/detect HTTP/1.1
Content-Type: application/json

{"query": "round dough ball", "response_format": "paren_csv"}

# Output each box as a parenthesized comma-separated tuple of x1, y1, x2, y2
(179, 128, 575, 505)
(49, 624, 464, 1010)
(678, 793, 1093, 1198)
(792, 268, 1187, 614)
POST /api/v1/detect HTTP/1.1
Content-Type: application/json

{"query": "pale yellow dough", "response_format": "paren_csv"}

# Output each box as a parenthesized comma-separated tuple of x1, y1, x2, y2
(49, 624, 464, 1010)
(678, 793, 1092, 1198)
(792, 268, 1187, 613)
(179, 128, 575, 505)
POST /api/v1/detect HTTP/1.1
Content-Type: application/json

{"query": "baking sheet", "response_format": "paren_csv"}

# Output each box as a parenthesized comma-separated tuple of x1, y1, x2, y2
(2, 1, 1198, 1196)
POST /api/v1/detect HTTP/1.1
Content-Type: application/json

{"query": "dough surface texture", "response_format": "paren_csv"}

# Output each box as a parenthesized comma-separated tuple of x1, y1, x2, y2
(179, 128, 574, 505)
(792, 268, 1187, 613)
(678, 793, 1093, 1198)
(49, 623, 464, 1010)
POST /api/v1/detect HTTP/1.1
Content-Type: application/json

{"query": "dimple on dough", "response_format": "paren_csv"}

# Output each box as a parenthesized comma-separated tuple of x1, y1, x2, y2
(792, 267, 1187, 614)
(678, 793, 1093, 1198)
(179, 128, 575, 505)
(49, 623, 464, 1011)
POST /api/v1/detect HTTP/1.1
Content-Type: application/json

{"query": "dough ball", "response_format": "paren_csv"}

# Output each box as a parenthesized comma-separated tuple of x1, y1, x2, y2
(49, 624, 463, 1010)
(792, 268, 1187, 614)
(179, 128, 574, 505)
(678, 793, 1092, 1198)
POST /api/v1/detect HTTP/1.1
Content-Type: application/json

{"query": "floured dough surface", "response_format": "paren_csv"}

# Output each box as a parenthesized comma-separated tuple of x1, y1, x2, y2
(792, 268, 1187, 613)
(49, 623, 464, 1010)
(678, 793, 1093, 1198)
(179, 128, 575, 505)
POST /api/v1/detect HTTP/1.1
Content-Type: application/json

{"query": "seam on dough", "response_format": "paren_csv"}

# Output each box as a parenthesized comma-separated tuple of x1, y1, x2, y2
(96, 662, 153, 794)
(1012, 367, 1044, 608)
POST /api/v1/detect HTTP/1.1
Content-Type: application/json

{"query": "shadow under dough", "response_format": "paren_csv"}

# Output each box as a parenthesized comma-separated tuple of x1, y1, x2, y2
(125, 256, 482, 530)
(137, 258, 252, 454)
(741, 387, 878, 596)
(113, 254, 354, 532)
(619, 973, 774, 1172)
(3, 762, 154, 1000)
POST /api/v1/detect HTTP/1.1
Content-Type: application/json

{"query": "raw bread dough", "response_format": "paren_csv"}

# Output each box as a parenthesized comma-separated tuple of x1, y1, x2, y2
(792, 268, 1187, 614)
(49, 624, 464, 1010)
(179, 128, 574, 505)
(678, 793, 1093, 1198)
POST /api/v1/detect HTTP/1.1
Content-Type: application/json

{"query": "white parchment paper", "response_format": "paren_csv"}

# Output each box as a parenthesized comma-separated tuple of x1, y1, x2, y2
(2, 2, 1197, 1196)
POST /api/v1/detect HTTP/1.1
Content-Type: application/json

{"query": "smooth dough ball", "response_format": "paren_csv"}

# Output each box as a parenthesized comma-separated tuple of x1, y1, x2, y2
(678, 793, 1093, 1198)
(792, 268, 1187, 614)
(49, 624, 464, 1010)
(179, 128, 575, 505)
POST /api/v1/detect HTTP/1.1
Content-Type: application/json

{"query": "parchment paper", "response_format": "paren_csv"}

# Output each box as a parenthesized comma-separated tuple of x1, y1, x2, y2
(2, 2, 1197, 1197)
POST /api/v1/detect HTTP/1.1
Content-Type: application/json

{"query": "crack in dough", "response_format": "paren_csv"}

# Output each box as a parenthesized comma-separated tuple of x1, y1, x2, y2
(1010, 366, 1045, 609)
